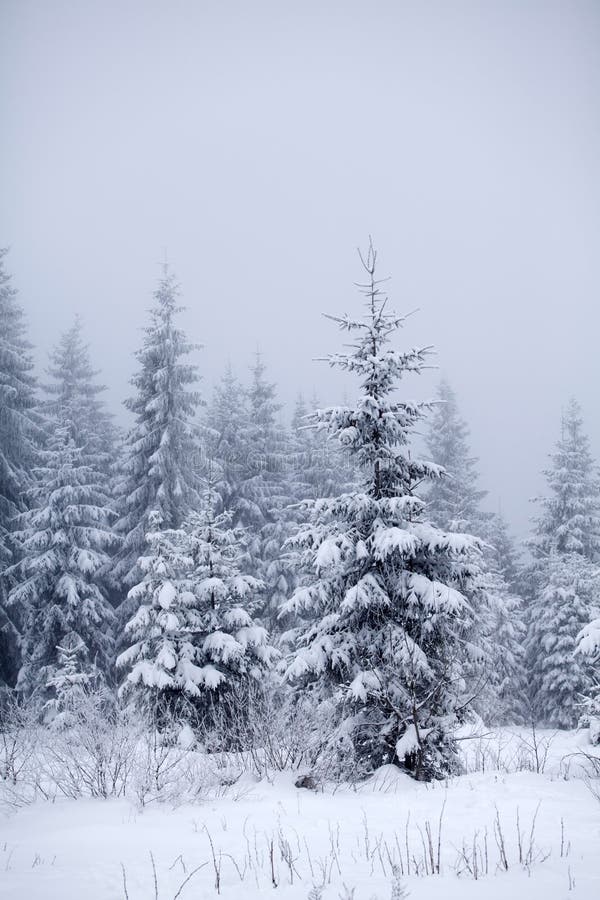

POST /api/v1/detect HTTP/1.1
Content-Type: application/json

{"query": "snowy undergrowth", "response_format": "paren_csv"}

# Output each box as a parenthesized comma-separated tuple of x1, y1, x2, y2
(1, 728, 599, 899)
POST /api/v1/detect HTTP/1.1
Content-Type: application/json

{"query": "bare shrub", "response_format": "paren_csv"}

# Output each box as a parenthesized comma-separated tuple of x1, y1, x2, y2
(199, 679, 339, 780)
(461, 724, 557, 775)
(0, 688, 41, 787)
(38, 685, 141, 799)
(131, 727, 213, 808)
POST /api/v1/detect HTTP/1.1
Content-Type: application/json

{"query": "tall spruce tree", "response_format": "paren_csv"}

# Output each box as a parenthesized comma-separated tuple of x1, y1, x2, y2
(117, 512, 200, 720)
(425, 380, 487, 534)
(114, 266, 202, 594)
(240, 354, 292, 628)
(203, 365, 251, 521)
(525, 552, 595, 728)
(482, 510, 522, 594)
(282, 242, 485, 780)
(425, 382, 526, 725)
(118, 499, 276, 724)
(202, 357, 288, 627)
(577, 608, 600, 744)
(525, 401, 600, 725)
(241, 352, 283, 533)
(43, 635, 96, 729)
(280, 394, 360, 635)
(482, 514, 528, 724)
(0, 249, 39, 686)
(530, 399, 600, 562)
(44, 317, 118, 480)
(9, 346, 117, 702)
(289, 393, 357, 504)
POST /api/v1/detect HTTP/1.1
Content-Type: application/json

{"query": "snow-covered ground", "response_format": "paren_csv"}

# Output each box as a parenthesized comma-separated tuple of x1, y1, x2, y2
(1, 728, 599, 900)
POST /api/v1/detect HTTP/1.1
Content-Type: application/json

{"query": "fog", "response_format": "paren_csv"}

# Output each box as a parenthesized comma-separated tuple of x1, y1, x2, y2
(1, 0, 599, 539)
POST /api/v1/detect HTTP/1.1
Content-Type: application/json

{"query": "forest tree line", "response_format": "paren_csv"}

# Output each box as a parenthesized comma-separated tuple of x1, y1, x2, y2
(1, 242, 599, 781)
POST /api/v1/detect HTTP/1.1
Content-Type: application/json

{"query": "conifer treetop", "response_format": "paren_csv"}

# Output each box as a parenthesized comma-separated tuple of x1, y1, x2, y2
(313, 238, 440, 501)
(531, 398, 600, 561)
(114, 265, 202, 588)
(425, 379, 488, 534)
(0, 248, 38, 539)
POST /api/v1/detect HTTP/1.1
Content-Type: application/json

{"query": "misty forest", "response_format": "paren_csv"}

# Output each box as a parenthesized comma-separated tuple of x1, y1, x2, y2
(2, 3, 600, 900)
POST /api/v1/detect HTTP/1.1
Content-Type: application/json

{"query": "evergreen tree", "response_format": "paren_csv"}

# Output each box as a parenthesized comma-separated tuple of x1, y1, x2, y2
(8, 321, 117, 699)
(481, 516, 528, 724)
(282, 242, 484, 780)
(203, 364, 252, 522)
(482, 510, 522, 594)
(0, 603, 19, 689)
(524, 552, 595, 728)
(114, 266, 202, 593)
(530, 399, 600, 562)
(578, 612, 600, 664)
(487, 586, 528, 724)
(44, 317, 119, 602)
(202, 357, 288, 627)
(240, 354, 292, 627)
(577, 610, 600, 744)
(289, 393, 357, 504)
(280, 394, 359, 635)
(117, 503, 275, 723)
(8, 428, 116, 701)
(117, 512, 199, 718)
(240, 352, 283, 533)
(187, 499, 277, 693)
(425, 380, 487, 534)
(288, 394, 313, 505)
(44, 317, 118, 480)
(43, 635, 93, 729)
(524, 401, 600, 725)
(0, 249, 38, 686)
(425, 381, 526, 724)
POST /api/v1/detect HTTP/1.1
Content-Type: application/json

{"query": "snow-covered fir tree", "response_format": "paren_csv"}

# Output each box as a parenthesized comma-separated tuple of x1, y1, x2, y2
(241, 354, 292, 628)
(525, 401, 600, 726)
(44, 317, 118, 480)
(529, 399, 600, 562)
(524, 551, 596, 728)
(289, 393, 357, 504)
(43, 317, 119, 605)
(8, 426, 116, 701)
(43, 635, 93, 729)
(279, 394, 360, 636)
(425, 381, 526, 725)
(118, 500, 276, 725)
(482, 510, 522, 594)
(481, 515, 528, 724)
(117, 512, 200, 720)
(203, 364, 252, 521)
(186, 497, 277, 700)
(114, 265, 202, 594)
(282, 242, 485, 780)
(0, 249, 39, 686)
(241, 352, 284, 534)
(486, 584, 528, 724)
(203, 356, 291, 629)
(578, 616, 600, 661)
(577, 609, 600, 744)
(425, 379, 488, 534)
(8, 319, 117, 699)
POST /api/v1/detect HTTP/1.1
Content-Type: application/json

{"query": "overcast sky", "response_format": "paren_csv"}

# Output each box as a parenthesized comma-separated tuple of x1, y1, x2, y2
(1, 0, 599, 539)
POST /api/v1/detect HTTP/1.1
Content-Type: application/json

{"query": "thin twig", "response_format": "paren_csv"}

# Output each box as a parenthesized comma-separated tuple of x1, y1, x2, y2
(172, 861, 208, 900)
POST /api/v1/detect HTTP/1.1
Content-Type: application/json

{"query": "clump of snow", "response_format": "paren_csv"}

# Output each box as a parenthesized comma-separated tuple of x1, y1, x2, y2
(177, 722, 195, 750)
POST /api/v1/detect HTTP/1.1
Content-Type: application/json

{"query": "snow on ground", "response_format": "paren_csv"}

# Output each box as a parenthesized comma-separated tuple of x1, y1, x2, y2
(1, 729, 599, 900)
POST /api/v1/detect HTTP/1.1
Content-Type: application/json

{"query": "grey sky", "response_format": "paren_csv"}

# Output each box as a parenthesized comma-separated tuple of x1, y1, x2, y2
(1, 0, 599, 539)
